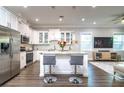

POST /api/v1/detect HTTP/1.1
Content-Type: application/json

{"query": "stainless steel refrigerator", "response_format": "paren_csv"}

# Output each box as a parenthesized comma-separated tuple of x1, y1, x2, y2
(0, 25, 20, 85)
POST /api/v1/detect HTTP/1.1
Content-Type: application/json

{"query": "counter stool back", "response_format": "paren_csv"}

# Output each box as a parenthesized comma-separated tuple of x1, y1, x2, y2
(69, 54, 83, 84)
(43, 54, 57, 83)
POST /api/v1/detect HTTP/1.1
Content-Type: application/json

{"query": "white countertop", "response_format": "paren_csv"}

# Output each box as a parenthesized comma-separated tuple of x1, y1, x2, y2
(39, 50, 88, 55)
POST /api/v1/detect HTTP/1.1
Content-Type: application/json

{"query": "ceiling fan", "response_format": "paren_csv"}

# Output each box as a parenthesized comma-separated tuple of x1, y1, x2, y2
(112, 14, 124, 24)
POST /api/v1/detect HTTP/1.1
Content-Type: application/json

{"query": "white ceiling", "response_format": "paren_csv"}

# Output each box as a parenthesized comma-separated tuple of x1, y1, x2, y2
(5, 6, 124, 28)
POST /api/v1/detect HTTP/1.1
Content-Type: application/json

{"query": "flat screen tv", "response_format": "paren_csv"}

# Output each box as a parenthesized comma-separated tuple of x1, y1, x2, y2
(94, 37, 113, 48)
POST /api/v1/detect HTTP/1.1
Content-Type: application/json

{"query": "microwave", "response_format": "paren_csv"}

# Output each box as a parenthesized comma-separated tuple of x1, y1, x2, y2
(21, 35, 29, 44)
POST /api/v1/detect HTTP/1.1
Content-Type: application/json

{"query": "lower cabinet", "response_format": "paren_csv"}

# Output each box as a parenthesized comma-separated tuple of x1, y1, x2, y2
(33, 51, 37, 62)
(20, 52, 26, 69)
(33, 51, 41, 62)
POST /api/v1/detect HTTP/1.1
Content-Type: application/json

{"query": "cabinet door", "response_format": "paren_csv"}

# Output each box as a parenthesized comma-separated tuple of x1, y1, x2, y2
(20, 52, 26, 69)
(6, 11, 11, 28)
(33, 31, 39, 44)
(61, 32, 72, 44)
(0, 7, 7, 27)
(61, 32, 64, 41)
(29, 28, 32, 44)
(10, 14, 18, 30)
(66, 32, 71, 43)
(44, 32, 48, 43)
(102, 52, 111, 60)
(39, 32, 43, 43)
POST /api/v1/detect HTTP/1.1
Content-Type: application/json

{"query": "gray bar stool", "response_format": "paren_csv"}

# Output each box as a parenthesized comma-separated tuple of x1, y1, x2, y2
(69, 54, 83, 84)
(43, 54, 57, 83)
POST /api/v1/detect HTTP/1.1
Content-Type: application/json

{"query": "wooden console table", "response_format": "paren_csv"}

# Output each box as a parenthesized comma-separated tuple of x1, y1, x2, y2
(93, 52, 117, 61)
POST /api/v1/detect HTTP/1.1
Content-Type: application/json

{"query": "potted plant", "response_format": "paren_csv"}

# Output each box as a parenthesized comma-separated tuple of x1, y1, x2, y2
(58, 41, 66, 51)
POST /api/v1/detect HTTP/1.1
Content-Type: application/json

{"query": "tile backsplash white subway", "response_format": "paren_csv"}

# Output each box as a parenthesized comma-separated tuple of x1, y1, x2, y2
(21, 44, 33, 51)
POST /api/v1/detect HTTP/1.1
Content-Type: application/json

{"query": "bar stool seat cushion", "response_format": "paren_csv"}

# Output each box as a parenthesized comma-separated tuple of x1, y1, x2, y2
(70, 56, 83, 65)
(43, 55, 56, 65)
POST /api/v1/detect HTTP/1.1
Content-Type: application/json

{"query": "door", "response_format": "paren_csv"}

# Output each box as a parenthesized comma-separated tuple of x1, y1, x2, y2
(0, 30, 11, 85)
(10, 31, 20, 77)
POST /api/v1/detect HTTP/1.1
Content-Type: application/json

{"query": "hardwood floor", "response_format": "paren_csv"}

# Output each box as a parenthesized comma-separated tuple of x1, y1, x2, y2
(1, 61, 124, 87)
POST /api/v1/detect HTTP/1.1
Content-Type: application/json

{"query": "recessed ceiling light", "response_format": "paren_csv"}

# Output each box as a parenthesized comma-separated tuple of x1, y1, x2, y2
(35, 18, 39, 22)
(51, 6, 56, 9)
(93, 21, 96, 24)
(81, 18, 85, 21)
(59, 16, 64, 22)
(24, 6, 28, 8)
(72, 6, 76, 9)
(59, 18, 62, 22)
(92, 6, 96, 8)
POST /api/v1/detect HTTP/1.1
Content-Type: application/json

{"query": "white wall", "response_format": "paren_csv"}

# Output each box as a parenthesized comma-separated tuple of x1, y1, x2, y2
(33, 27, 124, 60)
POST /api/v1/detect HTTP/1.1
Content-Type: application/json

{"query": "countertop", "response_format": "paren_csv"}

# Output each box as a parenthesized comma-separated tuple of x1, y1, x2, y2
(39, 50, 88, 55)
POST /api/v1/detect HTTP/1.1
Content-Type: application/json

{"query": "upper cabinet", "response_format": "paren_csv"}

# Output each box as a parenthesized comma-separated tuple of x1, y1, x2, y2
(0, 7, 18, 31)
(61, 32, 72, 44)
(6, 11, 18, 30)
(39, 32, 49, 44)
(0, 7, 7, 27)
(31, 31, 49, 44)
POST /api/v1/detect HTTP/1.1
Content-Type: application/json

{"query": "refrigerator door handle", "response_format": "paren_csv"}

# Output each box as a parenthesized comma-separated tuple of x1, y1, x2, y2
(10, 38, 13, 58)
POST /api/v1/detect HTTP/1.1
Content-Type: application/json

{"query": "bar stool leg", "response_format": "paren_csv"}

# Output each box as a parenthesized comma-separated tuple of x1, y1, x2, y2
(69, 65, 83, 84)
(44, 65, 57, 84)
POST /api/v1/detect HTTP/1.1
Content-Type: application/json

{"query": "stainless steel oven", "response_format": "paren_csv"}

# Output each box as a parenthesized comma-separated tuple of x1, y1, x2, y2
(26, 51, 33, 64)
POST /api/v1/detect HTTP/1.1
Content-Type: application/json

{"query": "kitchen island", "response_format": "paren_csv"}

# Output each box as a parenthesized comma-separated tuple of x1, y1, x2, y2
(39, 51, 88, 77)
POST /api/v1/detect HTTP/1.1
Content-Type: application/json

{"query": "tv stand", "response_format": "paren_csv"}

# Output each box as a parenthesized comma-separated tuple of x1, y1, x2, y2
(93, 51, 117, 61)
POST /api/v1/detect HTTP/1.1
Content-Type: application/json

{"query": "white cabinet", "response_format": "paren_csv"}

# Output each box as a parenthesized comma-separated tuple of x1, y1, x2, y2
(20, 52, 26, 69)
(33, 51, 37, 62)
(10, 14, 18, 30)
(33, 51, 41, 61)
(61, 32, 72, 44)
(0, 7, 7, 27)
(32, 31, 39, 44)
(0, 7, 18, 30)
(18, 22, 28, 36)
(29, 28, 33, 44)
(6, 11, 18, 30)
(18, 20, 33, 44)
(32, 31, 49, 44)
(39, 32, 49, 44)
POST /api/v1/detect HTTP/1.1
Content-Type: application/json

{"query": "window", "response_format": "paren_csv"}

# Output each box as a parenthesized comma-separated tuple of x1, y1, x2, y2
(80, 32, 93, 51)
(113, 33, 124, 51)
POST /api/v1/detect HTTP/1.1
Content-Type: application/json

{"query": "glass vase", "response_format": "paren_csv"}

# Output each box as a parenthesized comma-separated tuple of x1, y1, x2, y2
(61, 47, 64, 51)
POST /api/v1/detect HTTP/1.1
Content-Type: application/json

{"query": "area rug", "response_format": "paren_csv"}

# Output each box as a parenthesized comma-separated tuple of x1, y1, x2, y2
(90, 61, 124, 79)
